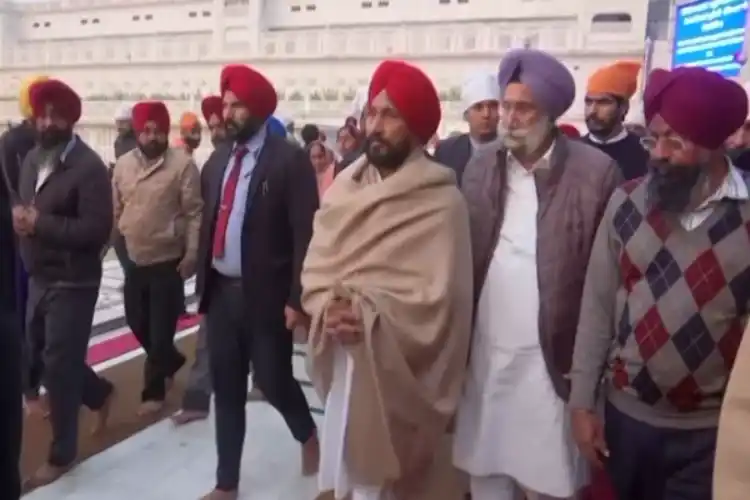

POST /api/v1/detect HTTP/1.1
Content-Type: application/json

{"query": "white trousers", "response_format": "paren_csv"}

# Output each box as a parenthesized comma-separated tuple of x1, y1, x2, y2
(470, 475, 578, 500)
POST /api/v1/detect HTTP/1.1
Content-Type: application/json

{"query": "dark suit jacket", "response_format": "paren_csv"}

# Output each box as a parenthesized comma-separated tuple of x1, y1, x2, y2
(433, 133, 472, 186)
(195, 134, 319, 322)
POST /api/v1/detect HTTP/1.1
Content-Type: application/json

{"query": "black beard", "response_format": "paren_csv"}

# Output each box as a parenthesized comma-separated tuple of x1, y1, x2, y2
(138, 140, 168, 160)
(37, 126, 73, 150)
(647, 160, 704, 213)
(585, 116, 618, 138)
(226, 117, 264, 143)
(364, 135, 411, 170)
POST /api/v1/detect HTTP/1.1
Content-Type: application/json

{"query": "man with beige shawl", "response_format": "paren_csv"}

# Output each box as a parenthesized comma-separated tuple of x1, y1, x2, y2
(301, 59, 474, 500)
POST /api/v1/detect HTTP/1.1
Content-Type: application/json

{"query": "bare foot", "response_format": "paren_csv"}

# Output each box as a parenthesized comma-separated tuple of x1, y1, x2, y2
(24, 396, 49, 419)
(22, 462, 72, 493)
(199, 488, 239, 500)
(137, 400, 164, 416)
(246, 387, 266, 402)
(301, 432, 320, 476)
(171, 409, 209, 426)
(91, 388, 115, 435)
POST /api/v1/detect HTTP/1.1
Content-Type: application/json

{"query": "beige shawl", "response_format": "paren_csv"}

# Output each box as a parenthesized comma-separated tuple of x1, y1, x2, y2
(714, 321, 750, 499)
(301, 151, 473, 494)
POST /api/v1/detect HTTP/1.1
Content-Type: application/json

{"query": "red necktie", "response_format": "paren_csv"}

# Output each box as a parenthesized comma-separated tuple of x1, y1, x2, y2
(212, 146, 249, 259)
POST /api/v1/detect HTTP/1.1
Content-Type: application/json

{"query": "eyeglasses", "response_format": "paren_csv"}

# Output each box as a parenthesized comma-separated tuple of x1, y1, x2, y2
(640, 136, 688, 153)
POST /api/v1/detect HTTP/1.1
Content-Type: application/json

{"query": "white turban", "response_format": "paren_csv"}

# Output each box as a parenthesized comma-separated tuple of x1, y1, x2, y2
(114, 103, 132, 121)
(461, 70, 500, 113)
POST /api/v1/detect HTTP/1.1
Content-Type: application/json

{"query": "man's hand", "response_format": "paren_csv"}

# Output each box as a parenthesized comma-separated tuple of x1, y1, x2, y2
(12, 205, 37, 236)
(284, 305, 309, 331)
(176, 256, 196, 279)
(571, 408, 608, 468)
(325, 298, 363, 346)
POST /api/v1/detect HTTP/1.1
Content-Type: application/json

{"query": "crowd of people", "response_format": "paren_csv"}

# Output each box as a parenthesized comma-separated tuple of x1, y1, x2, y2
(2, 46, 750, 500)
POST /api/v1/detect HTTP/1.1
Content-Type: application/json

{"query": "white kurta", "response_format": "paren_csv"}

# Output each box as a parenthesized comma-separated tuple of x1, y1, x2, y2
(318, 347, 390, 500)
(453, 159, 586, 498)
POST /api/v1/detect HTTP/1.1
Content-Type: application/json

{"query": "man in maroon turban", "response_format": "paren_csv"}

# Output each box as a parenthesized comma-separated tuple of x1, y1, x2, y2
(13, 78, 115, 489)
(302, 59, 472, 499)
(201, 95, 227, 148)
(571, 66, 750, 500)
(112, 100, 203, 417)
(195, 64, 319, 500)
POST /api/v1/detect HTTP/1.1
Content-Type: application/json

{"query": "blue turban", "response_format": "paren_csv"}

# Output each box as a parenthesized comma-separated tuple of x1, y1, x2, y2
(498, 49, 576, 120)
(266, 116, 287, 137)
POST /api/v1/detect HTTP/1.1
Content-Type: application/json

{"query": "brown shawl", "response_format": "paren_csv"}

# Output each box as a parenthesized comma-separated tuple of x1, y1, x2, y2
(714, 321, 750, 500)
(301, 151, 473, 493)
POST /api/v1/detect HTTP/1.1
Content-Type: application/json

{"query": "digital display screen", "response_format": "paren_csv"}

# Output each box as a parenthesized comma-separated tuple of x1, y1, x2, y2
(672, 0, 748, 77)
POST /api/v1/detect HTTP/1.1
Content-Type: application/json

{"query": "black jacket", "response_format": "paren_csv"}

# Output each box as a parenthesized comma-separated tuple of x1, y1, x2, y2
(196, 135, 319, 321)
(433, 134, 472, 186)
(0, 122, 36, 312)
(114, 132, 137, 160)
(18, 139, 113, 285)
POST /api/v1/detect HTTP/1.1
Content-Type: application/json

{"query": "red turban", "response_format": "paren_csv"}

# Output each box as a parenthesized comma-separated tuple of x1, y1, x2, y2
(132, 101, 171, 134)
(28, 79, 82, 124)
(643, 67, 748, 150)
(558, 123, 581, 139)
(368, 60, 441, 145)
(201, 95, 223, 123)
(220, 64, 277, 121)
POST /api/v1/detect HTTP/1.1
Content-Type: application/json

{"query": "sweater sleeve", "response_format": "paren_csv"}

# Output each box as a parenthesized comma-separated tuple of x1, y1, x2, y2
(569, 191, 623, 411)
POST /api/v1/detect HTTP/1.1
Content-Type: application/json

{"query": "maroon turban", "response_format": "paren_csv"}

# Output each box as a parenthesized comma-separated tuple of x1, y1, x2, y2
(132, 101, 171, 134)
(28, 79, 82, 124)
(368, 60, 441, 145)
(643, 67, 748, 150)
(201, 95, 223, 123)
(220, 64, 277, 121)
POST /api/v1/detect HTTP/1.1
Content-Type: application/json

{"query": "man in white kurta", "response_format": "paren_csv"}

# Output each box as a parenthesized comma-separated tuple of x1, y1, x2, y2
(454, 48, 622, 500)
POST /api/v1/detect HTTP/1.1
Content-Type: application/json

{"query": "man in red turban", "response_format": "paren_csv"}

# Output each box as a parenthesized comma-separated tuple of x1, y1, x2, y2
(302, 59, 472, 499)
(112, 100, 203, 418)
(195, 64, 319, 500)
(571, 66, 750, 500)
(201, 95, 227, 148)
(13, 78, 116, 489)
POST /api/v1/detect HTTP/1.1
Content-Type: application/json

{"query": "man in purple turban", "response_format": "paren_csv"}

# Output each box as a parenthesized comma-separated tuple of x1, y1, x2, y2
(571, 66, 750, 500)
(453, 48, 621, 500)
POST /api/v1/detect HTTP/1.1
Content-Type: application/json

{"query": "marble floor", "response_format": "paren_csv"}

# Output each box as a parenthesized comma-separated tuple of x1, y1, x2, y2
(24, 402, 323, 500)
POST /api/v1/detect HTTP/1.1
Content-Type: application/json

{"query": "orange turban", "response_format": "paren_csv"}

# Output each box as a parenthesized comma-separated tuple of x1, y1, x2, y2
(201, 95, 223, 123)
(179, 111, 200, 131)
(368, 60, 441, 144)
(586, 60, 642, 99)
(132, 101, 171, 134)
(220, 64, 277, 121)
(28, 79, 81, 124)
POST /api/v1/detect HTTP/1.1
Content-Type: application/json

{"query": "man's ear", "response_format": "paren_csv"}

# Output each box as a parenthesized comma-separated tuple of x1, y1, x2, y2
(619, 101, 630, 123)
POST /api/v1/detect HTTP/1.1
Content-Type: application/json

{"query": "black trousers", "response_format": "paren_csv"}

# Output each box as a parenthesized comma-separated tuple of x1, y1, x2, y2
(605, 402, 716, 500)
(123, 259, 186, 402)
(24, 281, 113, 466)
(206, 274, 315, 490)
(0, 308, 22, 499)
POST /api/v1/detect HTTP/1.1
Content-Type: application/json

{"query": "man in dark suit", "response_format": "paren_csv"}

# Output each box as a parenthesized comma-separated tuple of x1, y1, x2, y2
(196, 64, 319, 500)
(15, 79, 114, 489)
(433, 70, 501, 186)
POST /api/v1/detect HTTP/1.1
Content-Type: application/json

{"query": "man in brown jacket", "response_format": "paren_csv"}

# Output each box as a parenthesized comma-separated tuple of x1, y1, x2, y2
(453, 48, 622, 500)
(112, 100, 203, 416)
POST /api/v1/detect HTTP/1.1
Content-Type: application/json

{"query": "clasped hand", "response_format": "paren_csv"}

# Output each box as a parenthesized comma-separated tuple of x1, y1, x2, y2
(324, 297, 363, 345)
(12, 205, 38, 236)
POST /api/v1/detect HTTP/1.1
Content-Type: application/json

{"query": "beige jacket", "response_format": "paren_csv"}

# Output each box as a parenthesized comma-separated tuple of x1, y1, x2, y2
(112, 147, 202, 267)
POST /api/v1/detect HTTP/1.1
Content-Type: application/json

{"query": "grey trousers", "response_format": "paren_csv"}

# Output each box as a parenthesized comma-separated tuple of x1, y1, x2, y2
(24, 281, 113, 466)
(181, 318, 212, 411)
(181, 318, 258, 412)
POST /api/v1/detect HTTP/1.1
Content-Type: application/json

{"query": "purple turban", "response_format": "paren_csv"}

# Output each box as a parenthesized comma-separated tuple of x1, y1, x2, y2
(498, 48, 576, 120)
(643, 66, 748, 150)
